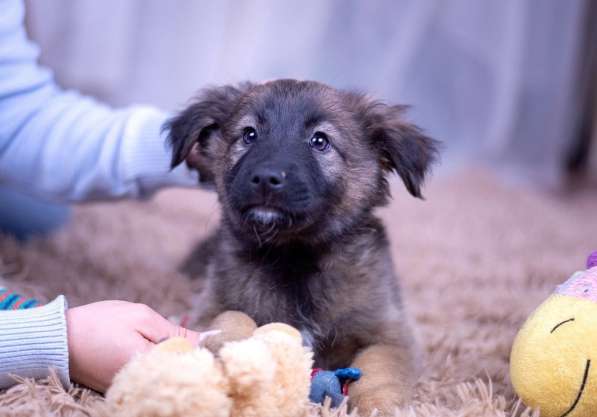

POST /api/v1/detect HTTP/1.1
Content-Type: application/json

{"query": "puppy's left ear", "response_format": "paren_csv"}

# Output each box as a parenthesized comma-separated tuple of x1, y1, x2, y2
(365, 102, 439, 198)
(162, 83, 253, 184)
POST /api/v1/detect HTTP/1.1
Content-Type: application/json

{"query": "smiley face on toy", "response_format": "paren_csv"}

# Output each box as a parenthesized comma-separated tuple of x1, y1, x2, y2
(511, 253, 597, 417)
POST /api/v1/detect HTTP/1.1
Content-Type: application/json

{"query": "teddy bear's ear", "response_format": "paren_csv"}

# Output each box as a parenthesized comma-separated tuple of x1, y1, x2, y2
(204, 311, 257, 353)
(253, 323, 303, 343)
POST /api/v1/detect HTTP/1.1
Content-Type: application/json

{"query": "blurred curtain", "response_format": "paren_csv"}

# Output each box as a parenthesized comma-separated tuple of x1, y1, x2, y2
(25, 0, 589, 185)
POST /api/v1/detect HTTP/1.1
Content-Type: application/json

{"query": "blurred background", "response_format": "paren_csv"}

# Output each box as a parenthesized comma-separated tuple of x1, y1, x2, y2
(24, 0, 597, 184)
(4, 0, 597, 238)
(2, 2, 595, 411)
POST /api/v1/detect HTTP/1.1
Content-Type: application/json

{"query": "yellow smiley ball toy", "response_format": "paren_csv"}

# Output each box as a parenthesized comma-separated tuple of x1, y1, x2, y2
(510, 252, 597, 417)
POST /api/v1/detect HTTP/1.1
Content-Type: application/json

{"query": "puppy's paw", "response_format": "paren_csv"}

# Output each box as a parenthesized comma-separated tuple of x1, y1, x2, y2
(349, 385, 407, 417)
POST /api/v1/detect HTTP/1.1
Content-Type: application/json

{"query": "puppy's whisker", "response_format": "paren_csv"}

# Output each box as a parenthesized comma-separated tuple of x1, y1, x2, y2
(261, 223, 279, 246)
(252, 225, 263, 246)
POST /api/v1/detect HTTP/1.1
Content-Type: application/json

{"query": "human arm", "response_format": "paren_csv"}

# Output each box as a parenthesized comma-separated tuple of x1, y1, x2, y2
(0, 295, 69, 389)
(0, 294, 199, 392)
(66, 301, 200, 392)
(0, 0, 197, 202)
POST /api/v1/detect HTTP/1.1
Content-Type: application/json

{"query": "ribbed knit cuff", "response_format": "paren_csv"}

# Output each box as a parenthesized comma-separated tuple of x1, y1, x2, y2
(0, 295, 70, 389)
(121, 107, 199, 197)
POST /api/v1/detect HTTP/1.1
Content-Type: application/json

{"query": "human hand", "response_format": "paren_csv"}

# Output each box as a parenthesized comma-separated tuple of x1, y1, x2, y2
(66, 300, 199, 392)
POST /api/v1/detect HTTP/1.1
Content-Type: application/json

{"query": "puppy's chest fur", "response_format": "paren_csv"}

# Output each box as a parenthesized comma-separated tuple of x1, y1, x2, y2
(189, 218, 403, 368)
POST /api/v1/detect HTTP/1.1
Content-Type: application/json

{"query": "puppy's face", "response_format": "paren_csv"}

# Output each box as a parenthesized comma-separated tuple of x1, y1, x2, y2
(166, 80, 438, 245)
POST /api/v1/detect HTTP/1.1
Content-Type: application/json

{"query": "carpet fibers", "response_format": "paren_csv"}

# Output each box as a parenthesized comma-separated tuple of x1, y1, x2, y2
(1, 168, 595, 417)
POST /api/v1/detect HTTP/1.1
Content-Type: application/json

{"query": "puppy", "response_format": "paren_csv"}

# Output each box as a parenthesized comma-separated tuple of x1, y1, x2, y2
(165, 80, 438, 415)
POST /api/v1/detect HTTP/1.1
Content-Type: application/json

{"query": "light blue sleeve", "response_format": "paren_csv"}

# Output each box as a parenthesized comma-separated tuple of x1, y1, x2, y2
(0, 295, 70, 389)
(0, 0, 197, 202)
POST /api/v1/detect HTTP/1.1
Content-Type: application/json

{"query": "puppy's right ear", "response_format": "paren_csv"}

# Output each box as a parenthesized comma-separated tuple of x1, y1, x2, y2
(163, 84, 251, 181)
(362, 101, 439, 199)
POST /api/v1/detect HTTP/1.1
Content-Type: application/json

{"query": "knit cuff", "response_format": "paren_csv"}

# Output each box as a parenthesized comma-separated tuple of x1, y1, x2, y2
(120, 107, 199, 197)
(0, 295, 70, 389)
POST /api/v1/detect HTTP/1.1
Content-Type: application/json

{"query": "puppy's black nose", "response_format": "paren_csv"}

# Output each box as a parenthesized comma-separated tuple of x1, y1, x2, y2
(250, 168, 286, 190)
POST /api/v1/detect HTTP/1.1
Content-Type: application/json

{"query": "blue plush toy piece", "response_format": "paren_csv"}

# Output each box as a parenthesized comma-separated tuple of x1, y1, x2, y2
(309, 367, 362, 407)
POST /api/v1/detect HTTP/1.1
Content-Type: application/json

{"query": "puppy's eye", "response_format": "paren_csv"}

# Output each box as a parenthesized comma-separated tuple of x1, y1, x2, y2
(243, 127, 257, 145)
(309, 132, 330, 152)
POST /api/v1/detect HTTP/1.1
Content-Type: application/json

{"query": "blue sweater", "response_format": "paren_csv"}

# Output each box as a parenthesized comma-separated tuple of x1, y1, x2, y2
(0, 0, 198, 389)
(0, 0, 197, 201)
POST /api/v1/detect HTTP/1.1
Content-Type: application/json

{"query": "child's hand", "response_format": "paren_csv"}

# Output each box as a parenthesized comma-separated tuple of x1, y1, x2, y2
(66, 300, 199, 392)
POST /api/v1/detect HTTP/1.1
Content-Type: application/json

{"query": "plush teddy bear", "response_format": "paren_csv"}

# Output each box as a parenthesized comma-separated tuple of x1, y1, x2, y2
(105, 314, 313, 417)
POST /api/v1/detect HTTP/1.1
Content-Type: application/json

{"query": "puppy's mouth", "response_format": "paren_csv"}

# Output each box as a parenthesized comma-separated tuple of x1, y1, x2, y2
(233, 196, 317, 244)
(245, 206, 286, 225)
(241, 205, 297, 230)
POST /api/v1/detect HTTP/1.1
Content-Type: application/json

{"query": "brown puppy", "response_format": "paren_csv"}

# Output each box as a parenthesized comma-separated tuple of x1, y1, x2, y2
(165, 80, 438, 415)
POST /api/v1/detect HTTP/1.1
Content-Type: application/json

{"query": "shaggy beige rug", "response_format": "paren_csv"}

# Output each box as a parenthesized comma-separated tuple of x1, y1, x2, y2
(1, 168, 595, 417)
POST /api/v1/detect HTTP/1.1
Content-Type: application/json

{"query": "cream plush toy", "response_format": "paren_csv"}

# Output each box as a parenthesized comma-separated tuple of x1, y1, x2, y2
(510, 252, 597, 417)
(105, 313, 313, 417)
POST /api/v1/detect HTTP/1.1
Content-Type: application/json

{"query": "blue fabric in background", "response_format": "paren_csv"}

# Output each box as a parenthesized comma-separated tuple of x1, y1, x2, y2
(0, 187, 70, 240)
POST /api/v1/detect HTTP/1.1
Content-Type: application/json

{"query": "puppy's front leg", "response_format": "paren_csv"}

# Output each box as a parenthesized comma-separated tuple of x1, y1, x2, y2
(348, 343, 418, 416)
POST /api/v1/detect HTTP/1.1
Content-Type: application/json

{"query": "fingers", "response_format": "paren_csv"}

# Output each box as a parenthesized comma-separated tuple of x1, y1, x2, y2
(181, 328, 200, 346)
(132, 304, 201, 346)
(133, 304, 173, 343)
